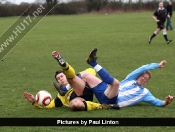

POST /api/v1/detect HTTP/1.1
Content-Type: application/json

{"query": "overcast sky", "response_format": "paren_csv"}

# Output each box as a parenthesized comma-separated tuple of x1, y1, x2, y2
(6, 0, 69, 5)
(8, 0, 35, 4)
(4, 0, 165, 5)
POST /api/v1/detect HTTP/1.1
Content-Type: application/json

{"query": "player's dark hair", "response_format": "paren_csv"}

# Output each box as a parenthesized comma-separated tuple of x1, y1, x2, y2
(55, 70, 64, 82)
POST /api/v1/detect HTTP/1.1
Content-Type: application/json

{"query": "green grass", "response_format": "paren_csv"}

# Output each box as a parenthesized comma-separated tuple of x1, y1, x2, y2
(0, 12, 175, 131)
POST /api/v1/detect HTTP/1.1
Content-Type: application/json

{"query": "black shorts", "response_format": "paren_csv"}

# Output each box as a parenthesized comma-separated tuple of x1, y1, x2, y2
(157, 22, 165, 30)
(69, 83, 93, 101)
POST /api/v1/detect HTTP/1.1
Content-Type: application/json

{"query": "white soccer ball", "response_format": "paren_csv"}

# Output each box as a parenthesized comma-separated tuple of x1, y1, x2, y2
(35, 90, 52, 106)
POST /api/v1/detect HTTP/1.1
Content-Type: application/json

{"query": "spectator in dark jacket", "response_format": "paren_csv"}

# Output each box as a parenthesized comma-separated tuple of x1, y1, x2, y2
(166, 1, 173, 31)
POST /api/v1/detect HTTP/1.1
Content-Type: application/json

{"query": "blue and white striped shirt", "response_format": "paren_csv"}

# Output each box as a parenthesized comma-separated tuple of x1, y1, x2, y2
(116, 63, 164, 107)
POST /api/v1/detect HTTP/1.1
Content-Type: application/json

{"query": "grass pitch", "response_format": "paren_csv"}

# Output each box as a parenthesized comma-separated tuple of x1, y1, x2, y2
(0, 12, 175, 131)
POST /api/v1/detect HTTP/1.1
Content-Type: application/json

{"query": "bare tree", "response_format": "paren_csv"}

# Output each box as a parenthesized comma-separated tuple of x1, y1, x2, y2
(139, 0, 142, 8)
(46, 0, 59, 9)
(129, 0, 132, 9)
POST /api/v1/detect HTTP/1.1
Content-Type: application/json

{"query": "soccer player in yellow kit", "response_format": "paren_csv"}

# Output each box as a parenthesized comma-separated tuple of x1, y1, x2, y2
(24, 68, 115, 111)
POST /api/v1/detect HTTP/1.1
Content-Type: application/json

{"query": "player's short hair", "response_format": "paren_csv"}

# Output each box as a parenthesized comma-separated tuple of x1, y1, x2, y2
(137, 71, 152, 80)
(144, 71, 152, 79)
(55, 70, 64, 81)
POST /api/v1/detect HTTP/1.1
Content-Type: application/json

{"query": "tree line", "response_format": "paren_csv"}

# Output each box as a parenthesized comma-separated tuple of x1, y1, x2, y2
(0, 0, 174, 17)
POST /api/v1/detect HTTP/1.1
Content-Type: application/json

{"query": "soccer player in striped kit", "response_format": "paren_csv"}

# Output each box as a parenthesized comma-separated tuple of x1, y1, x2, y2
(85, 48, 174, 107)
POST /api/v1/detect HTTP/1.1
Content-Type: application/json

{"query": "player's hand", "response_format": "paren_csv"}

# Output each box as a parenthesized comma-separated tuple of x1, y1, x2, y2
(23, 92, 35, 103)
(164, 95, 174, 106)
(167, 15, 170, 18)
(159, 60, 167, 68)
(156, 19, 160, 22)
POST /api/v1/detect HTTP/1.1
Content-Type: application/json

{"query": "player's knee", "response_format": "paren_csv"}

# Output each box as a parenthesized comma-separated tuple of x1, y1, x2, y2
(113, 79, 119, 87)
(163, 31, 167, 35)
(81, 71, 89, 80)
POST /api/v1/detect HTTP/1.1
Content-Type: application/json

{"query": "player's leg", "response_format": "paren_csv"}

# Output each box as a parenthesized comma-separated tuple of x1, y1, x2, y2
(86, 48, 119, 99)
(155, 28, 161, 34)
(52, 51, 75, 78)
(52, 51, 86, 96)
(67, 77, 86, 96)
(81, 71, 119, 104)
(162, 28, 172, 44)
(149, 27, 161, 44)
(81, 71, 102, 88)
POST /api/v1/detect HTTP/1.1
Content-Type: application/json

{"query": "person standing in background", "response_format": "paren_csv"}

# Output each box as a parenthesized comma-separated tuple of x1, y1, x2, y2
(149, 2, 172, 44)
(166, 1, 173, 31)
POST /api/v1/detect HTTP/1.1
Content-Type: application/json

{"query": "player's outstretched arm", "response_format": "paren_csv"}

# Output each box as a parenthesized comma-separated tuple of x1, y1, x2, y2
(23, 92, 56, 108)
(162, 95, 174, 106)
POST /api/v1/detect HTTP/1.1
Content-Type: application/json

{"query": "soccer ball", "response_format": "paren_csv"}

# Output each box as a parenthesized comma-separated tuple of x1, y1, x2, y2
(35, 90, 52, 106)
